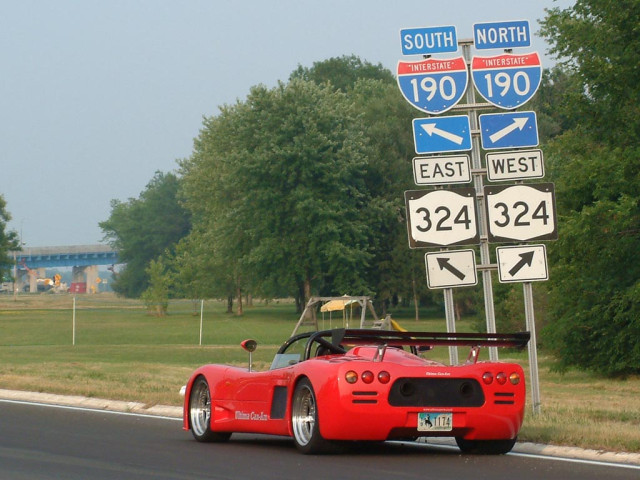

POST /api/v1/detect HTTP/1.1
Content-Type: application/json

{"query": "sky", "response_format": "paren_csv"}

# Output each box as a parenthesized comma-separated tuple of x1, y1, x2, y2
(1, 0, 573, 248)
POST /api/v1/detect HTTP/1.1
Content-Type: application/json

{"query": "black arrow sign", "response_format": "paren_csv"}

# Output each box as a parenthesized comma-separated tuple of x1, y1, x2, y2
(508, 251, 535, 276)
(437, 257, 466, 280)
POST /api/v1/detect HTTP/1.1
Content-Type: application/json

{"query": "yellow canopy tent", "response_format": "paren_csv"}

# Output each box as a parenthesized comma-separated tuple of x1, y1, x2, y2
(320, 296, 357, 329)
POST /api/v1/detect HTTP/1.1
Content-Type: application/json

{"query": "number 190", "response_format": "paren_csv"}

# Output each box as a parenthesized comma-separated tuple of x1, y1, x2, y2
(483, 71, 530, 98)
(410, 75, 457, 102)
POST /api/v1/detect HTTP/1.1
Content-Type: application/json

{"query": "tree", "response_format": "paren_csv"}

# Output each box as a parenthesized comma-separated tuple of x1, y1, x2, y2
(141, 258, 169, 316)
(0, 195, 20, 281)
(291, 56, 438, 318)
(348, 78, 428, 316)
(290, 55, 395, 92)
(179, 79, 376, 308)
(168, 225, 242, 314)
(540, 0, 640, 375)
(100, 171, 191, 298)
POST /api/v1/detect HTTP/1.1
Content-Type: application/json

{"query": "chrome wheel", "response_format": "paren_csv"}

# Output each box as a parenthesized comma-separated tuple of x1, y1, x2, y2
(292, 382, 316, 447)
(188, 376, 231, 442)
(190, 377, 211, 438)
(291, 378, 332, 453)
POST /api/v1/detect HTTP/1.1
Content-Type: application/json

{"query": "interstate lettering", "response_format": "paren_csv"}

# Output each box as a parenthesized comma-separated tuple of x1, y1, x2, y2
(481, 56, 527, 67)
(407, 61, 453, 73)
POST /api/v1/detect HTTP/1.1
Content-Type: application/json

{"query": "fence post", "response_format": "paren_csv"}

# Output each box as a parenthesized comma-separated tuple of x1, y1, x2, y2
(72, 295, 76, 346)
(199, 299, 204, 346)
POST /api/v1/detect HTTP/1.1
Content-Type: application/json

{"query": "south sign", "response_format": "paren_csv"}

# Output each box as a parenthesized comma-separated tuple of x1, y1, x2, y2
(397, 57, 468, 114)
(471, 52, 542, 109)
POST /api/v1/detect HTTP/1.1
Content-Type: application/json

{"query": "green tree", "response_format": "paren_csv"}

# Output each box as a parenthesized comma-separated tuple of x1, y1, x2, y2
(290, 55, 395, 92)
(0, 195, 20, 281)
(100, 171, 191, 298)
(180, 79, 375, 307)
(291, 56, 438, 318)
(168, 225, 241, 314)
(141, 258, 169, 316)
(540, 0, 640, 375)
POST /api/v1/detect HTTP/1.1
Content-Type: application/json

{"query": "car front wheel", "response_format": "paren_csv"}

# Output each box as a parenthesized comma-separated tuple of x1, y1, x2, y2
(189, 376, 231, 442)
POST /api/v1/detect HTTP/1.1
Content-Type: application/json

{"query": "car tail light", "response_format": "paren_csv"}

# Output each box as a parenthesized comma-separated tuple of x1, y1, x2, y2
(361, 371, 374, 384)
(345, 370, 358, 384)
(482, 372, 494, 385)
(509, 372, 521, 385)
(378, 371, 391, 384)
(496, 372, 507, 385)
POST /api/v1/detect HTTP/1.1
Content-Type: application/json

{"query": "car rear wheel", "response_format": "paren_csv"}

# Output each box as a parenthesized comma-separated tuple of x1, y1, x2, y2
(189, 376, 231, 442)
(455, 437, 517, 455)
(291, 378, 331, 454)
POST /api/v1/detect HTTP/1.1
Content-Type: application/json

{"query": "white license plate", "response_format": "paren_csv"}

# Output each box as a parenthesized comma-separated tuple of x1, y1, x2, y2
(418, 412, 452, 432)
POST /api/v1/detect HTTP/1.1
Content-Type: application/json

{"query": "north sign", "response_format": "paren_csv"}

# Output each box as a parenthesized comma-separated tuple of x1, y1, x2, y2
(473, 20, 531, 50)
(400, 25, 458, 55)
(471, 52, 542, 109)
(484, 183, 557, 242)
(425, 249, 478, 289)
(496, 245, 548, 283)
(397, 57, 468, 114)
(479, 111, 538, 150)
(486, 149, 544, 182)
(413, 115, 472, 154)
(405, 188, 479, 248)
(413, 155, 471, 185)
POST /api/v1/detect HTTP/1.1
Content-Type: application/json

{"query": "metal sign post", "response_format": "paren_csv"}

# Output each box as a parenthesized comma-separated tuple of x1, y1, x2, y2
(443, 288, 459, 365)
(460, 40, 500, 362)
(523, 282, 541, 414)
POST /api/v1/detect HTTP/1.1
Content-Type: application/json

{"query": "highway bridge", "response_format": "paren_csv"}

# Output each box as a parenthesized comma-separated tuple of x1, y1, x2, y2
(10, 245, 120, 293)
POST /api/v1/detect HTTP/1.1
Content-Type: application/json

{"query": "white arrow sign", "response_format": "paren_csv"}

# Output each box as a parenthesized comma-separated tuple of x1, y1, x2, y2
(496, 245, 548, 283)
(421, 123, 464, 145)
(425, 249, 478, 289)
(489, 117, 528, 143)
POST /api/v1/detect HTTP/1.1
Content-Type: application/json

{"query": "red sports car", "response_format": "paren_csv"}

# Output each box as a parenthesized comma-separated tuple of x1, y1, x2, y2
(182, 328, 529, 454)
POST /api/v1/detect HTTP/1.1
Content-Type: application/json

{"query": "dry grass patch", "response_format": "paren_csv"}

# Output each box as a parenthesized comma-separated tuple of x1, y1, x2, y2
(518, 360, 640, 452)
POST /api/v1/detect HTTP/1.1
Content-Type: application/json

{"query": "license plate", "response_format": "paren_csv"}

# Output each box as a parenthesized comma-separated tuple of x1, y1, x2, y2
(418, 412, 452, 432)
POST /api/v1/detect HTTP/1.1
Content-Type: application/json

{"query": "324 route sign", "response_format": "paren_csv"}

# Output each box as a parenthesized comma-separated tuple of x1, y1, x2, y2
(471, 52, 542, 109)
(484, 183, 557, 242)
(397, 57, 468, 114)
(405, 188, 479, 248)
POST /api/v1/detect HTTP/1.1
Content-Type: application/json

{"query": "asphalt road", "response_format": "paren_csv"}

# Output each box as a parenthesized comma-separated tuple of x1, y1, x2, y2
(0, 400, 638, 480)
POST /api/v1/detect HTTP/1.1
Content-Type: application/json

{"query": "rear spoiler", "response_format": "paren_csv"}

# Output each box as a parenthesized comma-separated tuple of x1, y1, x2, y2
(327, 328, 530, 350)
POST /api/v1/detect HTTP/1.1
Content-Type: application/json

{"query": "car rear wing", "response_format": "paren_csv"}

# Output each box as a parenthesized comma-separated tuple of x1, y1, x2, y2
(325, 328, 530, 350)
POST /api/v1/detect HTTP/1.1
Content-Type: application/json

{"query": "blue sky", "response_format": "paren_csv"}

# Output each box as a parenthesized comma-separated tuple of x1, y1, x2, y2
(0, 0, 573, 247)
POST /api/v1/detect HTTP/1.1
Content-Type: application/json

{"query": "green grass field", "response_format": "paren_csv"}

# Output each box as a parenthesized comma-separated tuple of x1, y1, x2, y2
(1, 293, 639, 454)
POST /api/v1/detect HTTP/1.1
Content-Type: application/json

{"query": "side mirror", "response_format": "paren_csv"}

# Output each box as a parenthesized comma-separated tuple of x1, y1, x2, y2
(241, 339, 258, 372)
(241, 339, 257, 353)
